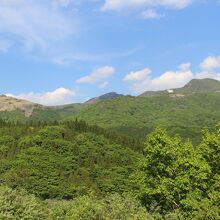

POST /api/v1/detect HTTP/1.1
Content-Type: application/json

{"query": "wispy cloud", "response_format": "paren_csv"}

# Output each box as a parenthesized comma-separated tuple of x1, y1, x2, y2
(53, 47, 142, 66)
(99, 81, 109, 88)
(140, 9, 164, 19)
(0, 0, 77, 54)
(101, 0, 194, 11)
(53, 53, 103, 66)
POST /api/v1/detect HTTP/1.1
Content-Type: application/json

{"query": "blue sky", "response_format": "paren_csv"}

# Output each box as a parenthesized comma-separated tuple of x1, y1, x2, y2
(1, 0, 220, 105)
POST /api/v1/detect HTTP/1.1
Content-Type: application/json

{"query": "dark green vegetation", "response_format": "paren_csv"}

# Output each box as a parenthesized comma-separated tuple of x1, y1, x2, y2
(0, 119, 219, 219)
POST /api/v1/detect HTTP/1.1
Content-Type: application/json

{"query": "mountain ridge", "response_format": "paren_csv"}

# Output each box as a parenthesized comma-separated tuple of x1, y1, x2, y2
(140, 78, 220, 97)
(0, 95, 43, 117)
(0, 78, 220, 126)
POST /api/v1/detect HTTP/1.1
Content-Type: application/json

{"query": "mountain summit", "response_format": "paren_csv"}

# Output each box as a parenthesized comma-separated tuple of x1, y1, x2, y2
(0, 95, 42, 117)
(180, 78, 220, 93)
(140, 78, 220, 97)
(85, 92, 124, 104)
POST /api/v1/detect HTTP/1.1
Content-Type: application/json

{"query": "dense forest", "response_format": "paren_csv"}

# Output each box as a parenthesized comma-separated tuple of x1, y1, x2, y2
(0, 119, 219, 219)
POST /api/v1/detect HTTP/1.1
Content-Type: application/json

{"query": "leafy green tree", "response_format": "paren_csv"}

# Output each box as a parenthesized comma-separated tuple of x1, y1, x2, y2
(133, 129, 210, 213)
(186, 126, 220, 219)
(200, 124, 220, 176)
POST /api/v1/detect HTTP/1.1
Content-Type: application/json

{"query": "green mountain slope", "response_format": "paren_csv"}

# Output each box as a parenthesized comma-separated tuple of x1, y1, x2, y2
(70, 92, 220, 142)
(178, 78, 220, 93)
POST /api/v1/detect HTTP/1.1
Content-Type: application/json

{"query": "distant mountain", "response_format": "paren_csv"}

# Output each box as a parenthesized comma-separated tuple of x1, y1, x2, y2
(140, 78, 220, 97)
(177, 78, 220, 93)
(0, 95, 42, 117)
(85, 92, 124, 104)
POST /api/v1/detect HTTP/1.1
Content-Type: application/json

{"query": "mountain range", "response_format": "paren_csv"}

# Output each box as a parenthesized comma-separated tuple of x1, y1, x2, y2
(1, 78, 220, 142)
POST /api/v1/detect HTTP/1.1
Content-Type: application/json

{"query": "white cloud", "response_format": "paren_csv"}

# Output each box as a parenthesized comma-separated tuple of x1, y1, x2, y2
(200, 56, 220, 71)
(99, 81, 109, 88)
(178, 62, 191, 71)
(6, 88, 75, 106)
(195, 71, 220, 81)
(123, 68, 151, 81)
(76, 66, 115, 84)
(196, 55, 220, 81)
(0, 0, 76, 53)
(102, 0, 194, 11)
(140, 9, 163, 19)
(124, 63, 194, 93)
(124, 56, 220, 94)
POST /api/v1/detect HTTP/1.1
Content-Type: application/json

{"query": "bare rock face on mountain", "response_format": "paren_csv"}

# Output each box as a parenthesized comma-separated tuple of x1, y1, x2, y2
(0, 95, 43, 117)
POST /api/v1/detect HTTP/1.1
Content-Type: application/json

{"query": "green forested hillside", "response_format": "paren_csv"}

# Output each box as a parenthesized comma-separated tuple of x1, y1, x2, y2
(72, 93, 220, 142)
(0, 120, 219, 219)
(0, 120, 142, 198)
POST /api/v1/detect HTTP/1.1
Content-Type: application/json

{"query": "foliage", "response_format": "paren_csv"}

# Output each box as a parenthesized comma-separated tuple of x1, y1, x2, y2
(54, 193, 152, 220)
(0, 185, 47, 219)
(0, 120, 219, 219)
(133, 129, 210, 212)
(0, 186, 154, 220)
(0, 123, 141, 199)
